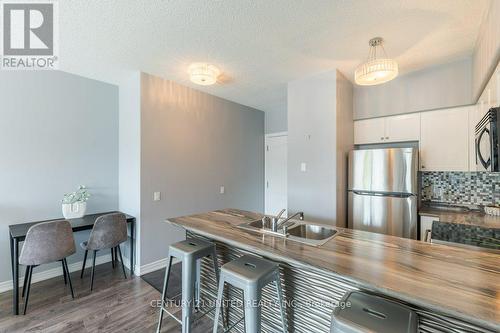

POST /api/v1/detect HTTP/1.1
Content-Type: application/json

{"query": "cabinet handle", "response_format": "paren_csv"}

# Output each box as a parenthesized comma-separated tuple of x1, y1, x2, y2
(421, 165, 425, 169)
(385, 136, 389, 140)
(380, 137, 384, 140)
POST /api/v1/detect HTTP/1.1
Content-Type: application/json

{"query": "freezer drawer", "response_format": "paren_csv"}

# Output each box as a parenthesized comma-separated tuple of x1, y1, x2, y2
(348, 148, 418, 194)
(348, 191, 417, 239)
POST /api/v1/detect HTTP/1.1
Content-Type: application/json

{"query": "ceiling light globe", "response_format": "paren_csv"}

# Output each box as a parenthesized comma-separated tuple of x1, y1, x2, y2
(355, 59, 398, 86)
(188, 63, 220, 86)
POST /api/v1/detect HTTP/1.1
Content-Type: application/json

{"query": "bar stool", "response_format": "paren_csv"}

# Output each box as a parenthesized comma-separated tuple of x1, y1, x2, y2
(212, 255, 287, 333)
(331, 291, 418, 333)
(156, 238, 220, 333)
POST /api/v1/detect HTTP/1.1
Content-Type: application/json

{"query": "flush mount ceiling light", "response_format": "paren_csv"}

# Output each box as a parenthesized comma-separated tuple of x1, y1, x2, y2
(188, 63, 220, 85)
(355, 37, 398, 86)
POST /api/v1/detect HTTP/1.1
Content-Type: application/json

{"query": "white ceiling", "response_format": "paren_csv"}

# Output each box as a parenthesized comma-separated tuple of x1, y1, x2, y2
(60, 0, 490, 115)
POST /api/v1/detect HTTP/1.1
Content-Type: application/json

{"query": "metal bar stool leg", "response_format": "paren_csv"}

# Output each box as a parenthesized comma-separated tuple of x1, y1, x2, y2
(80, 250, 88, 278)
(212, 276, 225, 333)
(274, 272, 287, 332)
(111, 247, 115, 268)
(194, 260, 201, 310)
(244, 286, 262, 333)
(181, 258, 195, 333)
(156, 256, 173, 333)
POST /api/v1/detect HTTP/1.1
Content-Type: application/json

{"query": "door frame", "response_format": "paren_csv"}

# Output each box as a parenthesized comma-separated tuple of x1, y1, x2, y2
(265, 132, 287, 216)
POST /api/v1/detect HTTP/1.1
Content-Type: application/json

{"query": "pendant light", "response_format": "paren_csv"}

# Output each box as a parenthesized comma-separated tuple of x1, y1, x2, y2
(355, 37, 398, 86)
(188, 63, 220, 85)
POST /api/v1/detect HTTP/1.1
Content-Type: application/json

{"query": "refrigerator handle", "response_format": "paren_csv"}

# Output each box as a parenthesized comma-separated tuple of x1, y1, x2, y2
(352, 190, 414, 198)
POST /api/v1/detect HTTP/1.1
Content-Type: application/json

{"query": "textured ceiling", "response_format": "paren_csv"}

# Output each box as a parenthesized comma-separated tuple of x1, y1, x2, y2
(60, 0, 490, 115)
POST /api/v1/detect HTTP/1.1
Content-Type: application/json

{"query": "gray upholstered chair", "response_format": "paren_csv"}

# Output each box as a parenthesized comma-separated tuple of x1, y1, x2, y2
(19, 220, 76, 315)
(80, 213, 128, 291)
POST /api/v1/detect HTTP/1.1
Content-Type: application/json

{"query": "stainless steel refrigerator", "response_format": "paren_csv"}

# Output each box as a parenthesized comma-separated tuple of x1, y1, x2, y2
(348, 147, 418, 239)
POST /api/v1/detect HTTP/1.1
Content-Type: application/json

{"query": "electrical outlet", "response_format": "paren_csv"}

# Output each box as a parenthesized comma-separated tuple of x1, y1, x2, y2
(220, 186, 225, 194)
(153, 192, 161, 201)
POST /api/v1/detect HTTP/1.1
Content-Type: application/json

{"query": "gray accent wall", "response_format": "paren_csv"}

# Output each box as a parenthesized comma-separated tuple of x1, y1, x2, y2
(0, 71, 119, 283)
(137, 73, 265, 266)
(354, 58, 473, 119)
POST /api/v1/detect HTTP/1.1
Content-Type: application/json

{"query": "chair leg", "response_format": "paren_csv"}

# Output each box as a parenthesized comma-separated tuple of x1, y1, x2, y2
(117, 245, 127, 279)
(61, 260, 67, 285)
(156, 256, 173, 333)
(212, 277, 225, 333)
(90, 250, 97, 291)
(63, 258, 75, 299)
(81, 250, 88, 279)
(23, 266, 33, 315)
(111, 247, 115, 268)
(22, 266, 29, 298)
(275, 272, 287, 333)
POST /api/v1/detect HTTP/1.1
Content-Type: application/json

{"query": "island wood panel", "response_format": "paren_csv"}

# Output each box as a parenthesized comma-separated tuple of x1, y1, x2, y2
(167, 209, 500, 331)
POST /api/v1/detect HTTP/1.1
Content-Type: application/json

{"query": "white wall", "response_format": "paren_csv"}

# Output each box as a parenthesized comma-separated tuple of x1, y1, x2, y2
(0, 71, 119, 283)
(265, 105, 287, 134)
(354, 58, 472, 119)
(127, 73, 265, 268)
(335, 71, 353, 227)
(472, 0, 500, 101)
(288, 70, 350, 225)
(118, 72, 141, 270)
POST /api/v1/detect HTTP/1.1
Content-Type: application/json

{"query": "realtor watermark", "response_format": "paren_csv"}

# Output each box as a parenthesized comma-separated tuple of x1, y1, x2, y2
(1, 0, 58, 69)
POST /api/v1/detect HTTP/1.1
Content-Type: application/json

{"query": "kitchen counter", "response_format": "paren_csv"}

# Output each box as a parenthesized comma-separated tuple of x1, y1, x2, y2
(419, 206, 500, 229)
(167, 209, 500, 332)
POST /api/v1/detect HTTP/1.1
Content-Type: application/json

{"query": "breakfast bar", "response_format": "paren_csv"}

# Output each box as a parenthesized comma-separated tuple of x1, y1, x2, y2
(167, 209, 500, 333)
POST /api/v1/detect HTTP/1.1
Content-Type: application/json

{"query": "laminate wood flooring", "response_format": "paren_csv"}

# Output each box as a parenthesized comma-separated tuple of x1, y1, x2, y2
(0, 262, 212, 332)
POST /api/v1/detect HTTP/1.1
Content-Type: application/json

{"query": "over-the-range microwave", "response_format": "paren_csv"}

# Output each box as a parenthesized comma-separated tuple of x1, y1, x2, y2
(475, 107, 499, 171)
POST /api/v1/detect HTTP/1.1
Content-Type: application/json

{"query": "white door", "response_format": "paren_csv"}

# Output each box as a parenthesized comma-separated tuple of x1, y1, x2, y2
(354, 118, 386, 144)
(420, 106, 470, 171)
(265, 135, 287, 216)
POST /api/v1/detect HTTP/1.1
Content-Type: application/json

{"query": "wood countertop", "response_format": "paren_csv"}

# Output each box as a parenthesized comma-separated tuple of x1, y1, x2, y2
(167, 209, 500, 331)
(419, 207, 500, 229)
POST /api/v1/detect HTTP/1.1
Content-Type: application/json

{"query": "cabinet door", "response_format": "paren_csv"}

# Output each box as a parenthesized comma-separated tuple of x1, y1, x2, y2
(385, 113, 421, 142)
(354, 118, 385, 144)
(420, 107, 469, 171)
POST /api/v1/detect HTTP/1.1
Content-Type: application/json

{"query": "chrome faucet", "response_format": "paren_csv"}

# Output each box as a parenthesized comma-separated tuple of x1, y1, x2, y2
(271, 211, 304, 233)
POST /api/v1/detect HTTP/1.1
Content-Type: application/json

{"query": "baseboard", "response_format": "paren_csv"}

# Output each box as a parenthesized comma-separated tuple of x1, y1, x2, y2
(136, 257, 179, 276)
(0, 254, 112, 293)
(0, 254, 174, 292)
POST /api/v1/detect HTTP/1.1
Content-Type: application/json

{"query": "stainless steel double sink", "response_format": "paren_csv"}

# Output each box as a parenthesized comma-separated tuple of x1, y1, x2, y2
(237, 218, 340, 246)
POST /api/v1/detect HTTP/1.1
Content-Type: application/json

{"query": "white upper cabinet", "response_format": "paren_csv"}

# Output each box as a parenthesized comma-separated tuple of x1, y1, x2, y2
(354, 113, 420, 144)
(420, 106, 470, 172)
(384, 113, 421, 143)
(354, 118, 385, 144)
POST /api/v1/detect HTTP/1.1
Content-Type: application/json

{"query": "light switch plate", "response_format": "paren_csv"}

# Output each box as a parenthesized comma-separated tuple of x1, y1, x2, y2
(300, 162, 307, 172)
(153, 192, 161, 201)
(220, 186, 225, 194)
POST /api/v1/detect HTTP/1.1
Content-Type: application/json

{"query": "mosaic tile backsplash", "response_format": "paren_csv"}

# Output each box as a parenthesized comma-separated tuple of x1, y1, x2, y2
(421, 172, 500, 207)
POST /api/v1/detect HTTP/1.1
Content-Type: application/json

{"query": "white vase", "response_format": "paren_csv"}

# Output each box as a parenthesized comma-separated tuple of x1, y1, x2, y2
(62, 201, 87, 219)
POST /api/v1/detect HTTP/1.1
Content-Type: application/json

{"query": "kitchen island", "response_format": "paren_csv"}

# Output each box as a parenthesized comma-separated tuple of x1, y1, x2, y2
(167, 209, 500, 332)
